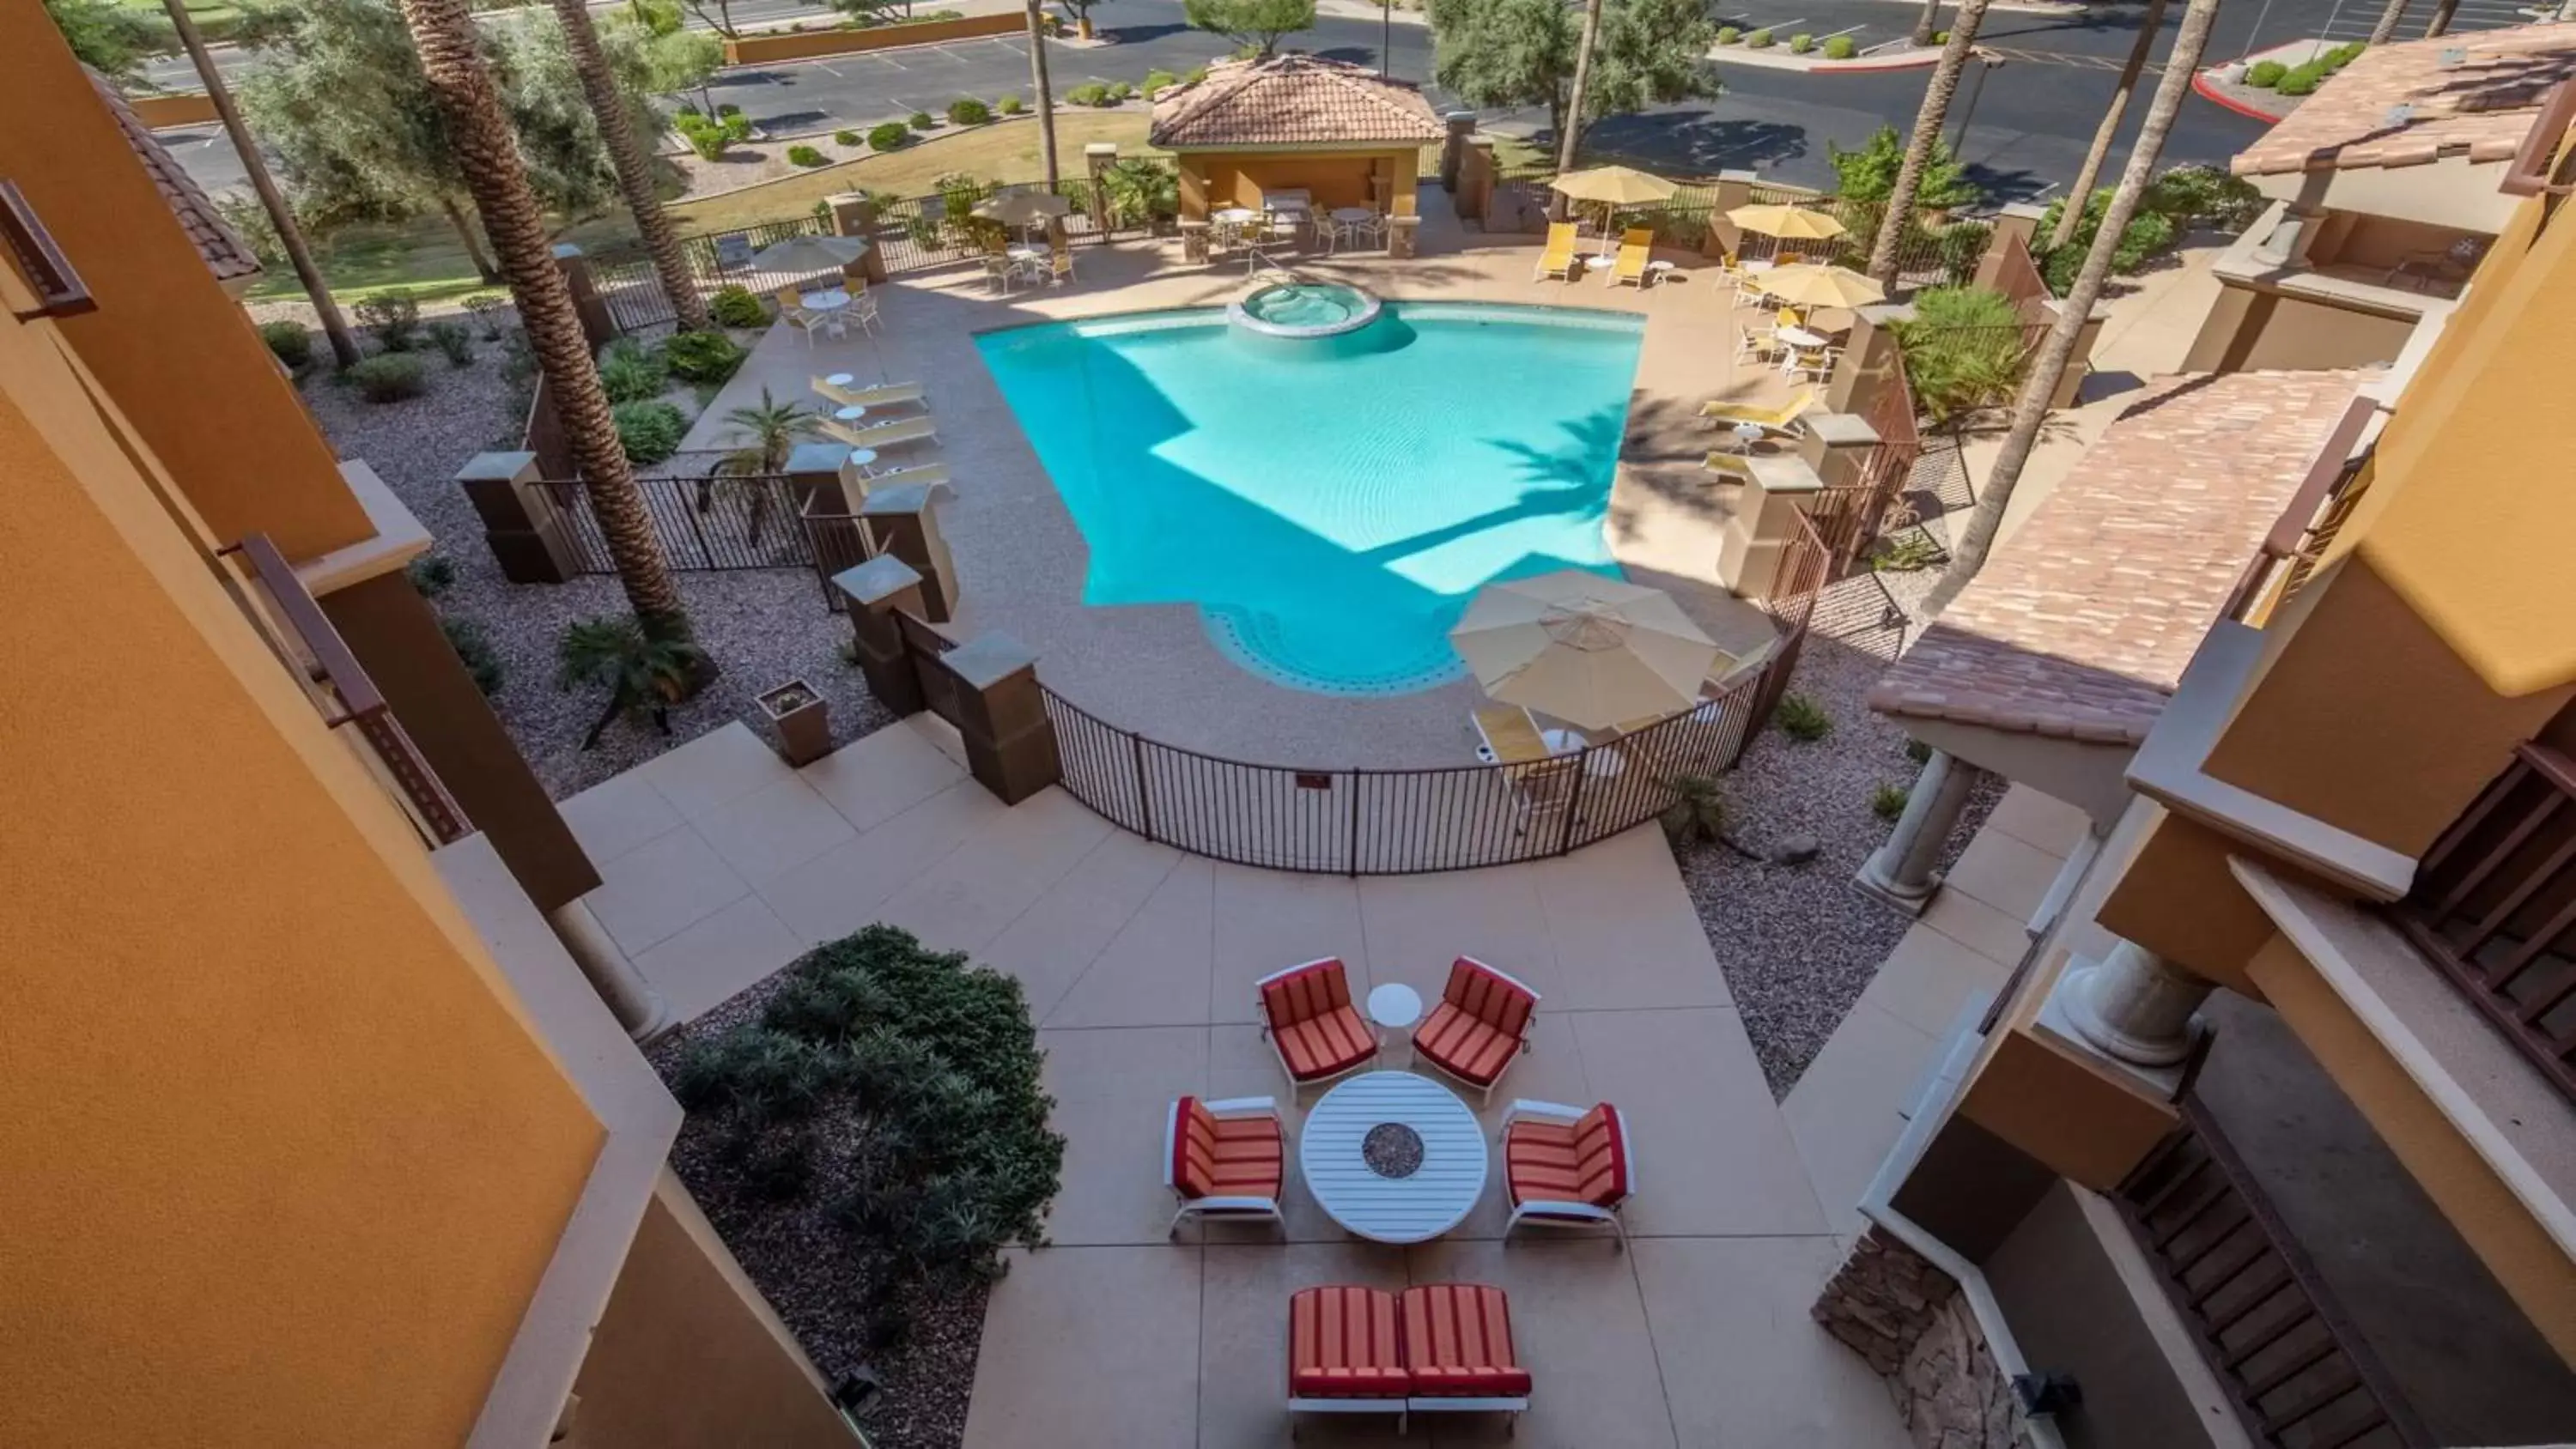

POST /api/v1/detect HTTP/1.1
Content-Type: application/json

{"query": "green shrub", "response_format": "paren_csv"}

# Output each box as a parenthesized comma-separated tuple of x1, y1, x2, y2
(1870, 532, 1944, 573)
(1932, 28, 1949, 41)
(675, 111, 732, 161)
(1661, 773, 1733, 849)
(1774, 693, 1832, 742)
(835, 128, 861, 146)
(1905, 737, 1933, 765)
(2325, 40, 2366, 70)
(1823, 34, 1856, 58)
(598, 339, 671, 404)
(347, 354, 425, 403)
(948, 97, 992, 125)
(462, 294, 510, 339)
(1105, 80, 1133, 101)
(1789, 32, 1814, 52)
(997, 93, 1024, 113)
(709, 283, 769, 328)
(660, 330, 749, 385)
(787, 142, 828, 167)
(425, 319, 476, 367)
(1066, 82, 1109, 106)
(867, 120, 912, 151)
(1715, 24, 1740, 42)
(2144, 163, 2266, 231)
(908, 110, 936, 130)
(1186, 64, 1210, 84)
(1144, 69, 1179, 94)
(2245, 58, 2287, 87)
(441, 616, 505, 696)
(723, 112, 754, 143)
(258, 319, 313, 371)
(1746, 27, 1773, 46)
(1871, 783, 1911, 821)
(407, 554, 457, 597)
(2275, 61, 2325, 96)
(612, 400, 687, 464)
(354, 290, 422, 351)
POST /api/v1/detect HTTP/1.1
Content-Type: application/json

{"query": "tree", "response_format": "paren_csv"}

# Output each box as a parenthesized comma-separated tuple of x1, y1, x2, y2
(1910, 0, 1942, 47)
(398, 0, 698, 654)
(558, 615, 706, 749)
(1867, 0, 1994, 285)
(552, 0, 709, 332)
(1925, 0, 2221, 615)
(1893, 286, 2029, 460)
(44, 0, 164, 83)
(1429, 0, 1712, 161)
(708, 387, 820, 543)
(2050, 0, 2166, 252)
(2423, 0, 2460, 35)
(628, 0, 724, 118)
(2367, 0, 2410, 44)
(1025, 0, 1059, 189)
(1183, 0, 1315, 58)
(1059, 0, 1106, 40)
(680, 0, 743, 37)
(1552, 0, 1606, 215)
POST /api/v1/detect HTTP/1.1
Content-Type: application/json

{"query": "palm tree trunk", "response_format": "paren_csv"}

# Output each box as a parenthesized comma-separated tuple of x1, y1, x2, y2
(1026, 0, 1060, 190)
(1925, 0, 2220, 615)
(1911, 0, 1943, 46)
(1868, 0, 1993, 284)
(440, 196, 504, 283)
(550, 0, 709, 332)
(2048, 0, 2166, 253)
(400, 0, 697, 652)
(1550, 0, 1607, 222)
(162, 0, 362, 370)
(2423, 0, 2460, 36)
(2367, 0, 2410, 43)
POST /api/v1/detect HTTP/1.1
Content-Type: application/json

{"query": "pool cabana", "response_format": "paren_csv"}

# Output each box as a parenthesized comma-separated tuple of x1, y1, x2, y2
(1149, 56, 1446, 259)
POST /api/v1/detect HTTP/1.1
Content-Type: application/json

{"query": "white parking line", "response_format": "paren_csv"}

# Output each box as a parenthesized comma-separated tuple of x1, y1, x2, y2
(927, 45, 974, 64)
(1818, 23, 1863, 39)
(814, 61, 845, 76)
(993, 39, 1028, 56)
(874, 52, 909, 70)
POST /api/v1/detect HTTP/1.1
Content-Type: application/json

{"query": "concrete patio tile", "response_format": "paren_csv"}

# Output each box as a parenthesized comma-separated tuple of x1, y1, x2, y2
(1533, 828, 1733, 1010)
(796, 717, 969, 831)
(1855, 921, 2009, 1038)
(872, 787, 1115, 957)
(981, 829, 1185, 1022)
(1200, 1242, 1412, 1448)
(689, 776, 856, 888)
(1211, 864, 1370, 1025)
(1982, 785, 2090, 859)
(1355, 864, 1564, 1008)
(1782, 1003, 1941, 1238)
(1942, 827, 2069, 924)
(1918, 884, 2036, 971)
(1631, 1236, 1910, 1449)
(1040, 1024, 1211, 1246)
(632, 893, 805, 1024)
(963, 1245, 1203, 1449)
(1403, 1237, 1678, 1448)
(635, 721, 793, 822)
(556, 770, 682, 865)
(1045, 854, 1217, 1028)
(1572, 1009, 1827, 1238)
(752, 779, 1003, 945)
(583, 823, 750, 956)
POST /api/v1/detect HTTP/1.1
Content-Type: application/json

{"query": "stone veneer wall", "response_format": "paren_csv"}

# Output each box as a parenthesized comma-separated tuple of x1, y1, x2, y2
(1815, 1226, 2033, 1449)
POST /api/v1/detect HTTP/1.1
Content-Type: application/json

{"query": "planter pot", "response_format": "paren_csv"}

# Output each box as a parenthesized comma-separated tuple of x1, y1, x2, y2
(759, 679, 832, 767)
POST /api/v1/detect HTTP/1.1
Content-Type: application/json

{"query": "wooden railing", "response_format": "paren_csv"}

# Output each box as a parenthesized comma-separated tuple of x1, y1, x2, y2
(2221, 397, 2378, 625)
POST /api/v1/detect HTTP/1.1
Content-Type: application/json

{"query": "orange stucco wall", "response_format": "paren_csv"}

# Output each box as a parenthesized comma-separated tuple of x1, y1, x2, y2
(0, 293, 602, 1444)
(1177, 147, 1422, 218)
(2, 12, 368, 561)
(721, 11, 1019, 62)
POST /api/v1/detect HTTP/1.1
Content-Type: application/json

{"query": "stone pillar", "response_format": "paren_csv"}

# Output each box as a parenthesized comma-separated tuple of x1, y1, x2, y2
(941, 633, 1060, 805)
(1387, 215, 1420, 259)
(1716, 453, 1825, 599)
(785, 440, 855, 518)
(1439, 112, 1476, 191)
(828, 191, 888, 283)
(2041, 298, 2108, 408)
(1855, 749, 1982, 913)
(1084, 142, 1119, 233)
(1971, 200, 2048, 291)
(1704, 169, 1758, 261)
(1795, 411, 1881, 492)
(547, 900, 671, 1041)
(2059, 939, 2215, 1067)
(829, 555, 927, 717)
(860, 480, 957, 623)
(1826, 301, 1911, 415)
(455, 451, 576, 585)
(1458, 137, 1495, 224)
(552, 243, 618, 350)
(1180, 219, 1211, 264)
(1813, 1225, 1959, 1376)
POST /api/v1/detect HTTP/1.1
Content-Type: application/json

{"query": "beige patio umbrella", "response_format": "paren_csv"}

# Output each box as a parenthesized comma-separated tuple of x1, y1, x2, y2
(973, 190, 1074, 229)
(1449, 572, 1721, 733)
(746, 233, 872, 273)
(1754, 263, 1886, 309)
(1724, 203, 1849, 241)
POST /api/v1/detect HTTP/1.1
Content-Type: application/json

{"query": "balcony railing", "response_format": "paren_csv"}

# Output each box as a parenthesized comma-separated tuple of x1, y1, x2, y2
(2116, 1100, 2428, 1449)
(2392, 741, 2576, 1105)
(2222, 397, 2376, 626)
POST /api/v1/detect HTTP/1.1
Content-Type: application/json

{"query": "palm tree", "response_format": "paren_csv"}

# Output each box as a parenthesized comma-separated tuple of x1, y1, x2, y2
(2423, 0, 2460, 36)
(395, 0, 698, 659)
(1025, 0, 1059, 190)
(559, 615, 707, 749)
(2049, 0, 2168, 253)
(705, 387, 820, 543)
(2368, 0, 2411, 43)
(1910, 0, 1943, 46)
(160, 0, 363, 369)
(549, 0, 710, 332)
(1549, 0, 1608, 222)
(1925, 0, 2221, 615)
(1867, 0, 1996, 285)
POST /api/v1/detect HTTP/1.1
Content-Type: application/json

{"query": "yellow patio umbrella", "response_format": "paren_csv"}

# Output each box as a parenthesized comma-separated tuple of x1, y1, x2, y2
(1550, 166, 1678, 241)
(1755, 263, 1886, 309)
(1449, 572, 1720, 733)
(1724, 203, 1849, 241)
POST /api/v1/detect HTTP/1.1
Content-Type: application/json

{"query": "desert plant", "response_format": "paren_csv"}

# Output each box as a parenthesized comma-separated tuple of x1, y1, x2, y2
(425, 319, 477, 366)
(1774, 694, 1832, 742)
(1871, 783, 1911, 821)
(611, 399, 688, 464)
(947, 97, 992, 124)
(1144, 68, 1179, 93)
(462, 294, 511, 339)
(1101, 156, 1180, 227)
(1104, 80, 1133, 101)
(2244, 58, 2287, 87)
(1824, 33, 1856, 58)
(1905, 737, 1933, 765)
(1185, 64, 1210, 83)
(408, 554, 458, 597)
(1715, 24, 1741, 42)
(659, 330, 749, 385)
(347, 354, 427, 403)
(675, 110, 733, 160)
(557, 614, 706, 749)
(835, 128, 861, 146)
(1746, 27, 1773, 45)
(787, 143, 829, 167)
(997, 93, 1024, 113)
(1789, 32, 1814, 52)
(2275, 62, 2325, 96)
(258, 320, 314, 371)
(1660, 773, 1733, 847)
(598, 339, 671, 404)
(354, 290, 423, 351)
(709, 283, 769, 328)
(867, 120, 913, 151)
(442, 615, 505, 695)
(715, 387, 822, 477)
(908, 109, 936, 130)
(1872, 532, 1946, 573)
(1066, 82, 1109, 106)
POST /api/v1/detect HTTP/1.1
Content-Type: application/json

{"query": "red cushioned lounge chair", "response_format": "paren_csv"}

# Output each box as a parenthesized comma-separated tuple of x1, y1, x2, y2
(1500, 1099, 1636, 1250)
(1401, 1283, 1532, 1428)
(1288, 1284, 1410, 1433)
(1163, 1094, 1287, 1238)
(1413, 957, 1540, 1104)
(1255, 958, 1381, 1090)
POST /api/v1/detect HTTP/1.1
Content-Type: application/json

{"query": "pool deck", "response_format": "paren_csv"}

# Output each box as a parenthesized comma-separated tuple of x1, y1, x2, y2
(686, 188, 1800, 768)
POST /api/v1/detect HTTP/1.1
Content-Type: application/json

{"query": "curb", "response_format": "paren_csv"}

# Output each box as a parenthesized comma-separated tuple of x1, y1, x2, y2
(1707, 45, 1942, 73)
(2192, 67, 2286, 124)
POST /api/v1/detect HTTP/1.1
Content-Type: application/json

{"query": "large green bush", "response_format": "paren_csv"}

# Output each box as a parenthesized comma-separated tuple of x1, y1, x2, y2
(613, 400, 687, 464)
(948, 97, 993, 125)
(1789, 32, 1814, 52)
(709, 284, 769, 328)
(661, 330, 749, 385)
(1066, 82, 1110, 105)
(258, 320, 313, 371)
(2245, 58, 2287, 88)
(1746, 27, 1774, 46)
(1144, 69, 1179, 94)
(867, 120, 913, 151)
(997, 93, 1024, 113)
(908, 110, 937, 130)
(1894, 286, 2031, 430)
(598, 339, 670, 404)
(347, 354, 425, 403)
(354, 290, 422, 351)
(2275, 62, 2325, 96)
(2036, 163, 2267, 291)
(786, 142, 829, 167)
(1823, 34, 1856, 58)
(1715, 24, 1741, 43)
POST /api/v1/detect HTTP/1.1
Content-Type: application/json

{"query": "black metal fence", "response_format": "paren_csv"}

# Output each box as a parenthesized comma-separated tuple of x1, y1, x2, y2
(532, 470, 813, 573)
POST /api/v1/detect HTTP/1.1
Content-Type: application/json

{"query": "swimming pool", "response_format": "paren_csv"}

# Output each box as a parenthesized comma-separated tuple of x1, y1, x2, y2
(974, 302, 1646, 695)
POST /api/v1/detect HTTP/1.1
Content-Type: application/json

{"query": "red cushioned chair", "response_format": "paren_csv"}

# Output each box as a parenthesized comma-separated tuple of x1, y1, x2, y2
(1255, 958, 1381, 1090)
(1500, 1099, 1636, 1250)
(1288, 1284, 1411, 1431)
(1401, 1282, 1531, 1427)
(1413, 957, 1540, 1103)
(1163, 1094, 1287, 1238)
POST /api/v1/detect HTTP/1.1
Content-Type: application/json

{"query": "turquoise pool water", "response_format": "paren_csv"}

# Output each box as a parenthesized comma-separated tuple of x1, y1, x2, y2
(975, 302, 1646, 695)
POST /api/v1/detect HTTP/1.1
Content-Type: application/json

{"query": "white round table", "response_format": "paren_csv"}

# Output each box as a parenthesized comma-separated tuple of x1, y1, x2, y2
(1776, 324, 1830, 349)
(1299, 1071, 1488, 1244)
(847, 447, 878, 473)
(834, 404, 867, 423)
(802, 288, 852, 312)
(1366, 982, 1423, 1034)
(823, 372, 855, 387)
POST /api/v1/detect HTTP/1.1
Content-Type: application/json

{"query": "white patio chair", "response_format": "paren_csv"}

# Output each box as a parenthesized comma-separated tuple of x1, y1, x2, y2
(1497, 1100, 1637, 1251)
(1163, 1095, 1288, 1237)
(811, 374, 927, 409)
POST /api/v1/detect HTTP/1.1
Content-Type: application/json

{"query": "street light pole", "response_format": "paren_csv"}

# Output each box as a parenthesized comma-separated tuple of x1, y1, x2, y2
(1382, 0, 1392, 76)
(1948, 52, 2004, 155)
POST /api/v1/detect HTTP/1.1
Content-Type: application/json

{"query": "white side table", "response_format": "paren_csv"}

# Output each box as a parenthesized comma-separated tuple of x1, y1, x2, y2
(1298, 1071, 1487, 1244)
(1367, 982, 1423, 1060)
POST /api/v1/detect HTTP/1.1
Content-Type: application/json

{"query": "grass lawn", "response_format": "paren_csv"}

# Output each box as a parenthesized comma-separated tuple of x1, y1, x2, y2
(668, 111, 1160, 233)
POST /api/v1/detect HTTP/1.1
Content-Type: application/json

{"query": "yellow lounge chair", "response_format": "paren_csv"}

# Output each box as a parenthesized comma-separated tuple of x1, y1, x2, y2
(1534, 221, 1580, 282)
(1698, 386, 1818, 434)
(1701, 451, 1755, 483)
(1608, 229, 1652, 289)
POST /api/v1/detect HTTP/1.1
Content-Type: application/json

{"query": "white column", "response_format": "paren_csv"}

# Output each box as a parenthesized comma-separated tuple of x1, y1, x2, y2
(547, 900, 671, 1044)
(1856, 749, 1981, 912)
(2058, 940, 2213, 1068)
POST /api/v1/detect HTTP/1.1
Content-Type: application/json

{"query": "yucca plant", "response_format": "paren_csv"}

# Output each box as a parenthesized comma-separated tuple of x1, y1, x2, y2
(703, 386, 823, 544)
(557, 614, 705, 750)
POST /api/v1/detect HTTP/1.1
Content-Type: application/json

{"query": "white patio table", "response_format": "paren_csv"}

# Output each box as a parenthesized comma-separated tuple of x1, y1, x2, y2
(1299, 1070, 1488, 1244)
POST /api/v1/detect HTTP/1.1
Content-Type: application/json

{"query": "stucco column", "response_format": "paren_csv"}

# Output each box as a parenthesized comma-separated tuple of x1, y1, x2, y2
(829, 555, 927, 716)
(942, 633, 1060, 805)
(827, 192, 888, 283)
(860, 480, 957, 622)
(2040, 297, 2109, 408)
(1971, 201, 2047, 290)
(456, 450, 577, 585)
(552, 243, 618, 349)
(1795, 411, 1881, 492)
(1705, 169, 1757, 261)
(1826, 301, 1910, 415)
(1387, 215, 1419, 259)
(1440, 112, 1476, 191)
(1459, 137, 1495, 223)
(2059, 940, 2214, 1068)
(1855, 749, 1981, 912)
(1180, 219, 1211, 264)
(548, 900, 671, 1042)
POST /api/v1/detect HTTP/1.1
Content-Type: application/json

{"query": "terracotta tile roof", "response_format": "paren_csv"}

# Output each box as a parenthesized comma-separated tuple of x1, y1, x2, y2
(88, 70, 262, 285)
(1149, 55, 1446, 149)
(2233, 22, 2576, 178)
(1869, 370, 2371, 746)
